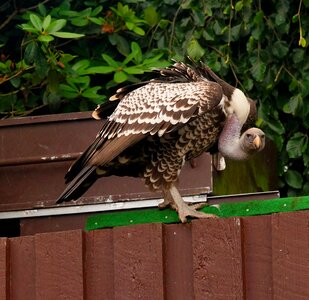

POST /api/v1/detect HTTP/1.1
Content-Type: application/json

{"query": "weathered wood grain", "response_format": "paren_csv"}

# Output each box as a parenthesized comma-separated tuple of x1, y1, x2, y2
(242, 215, 273, 299)
(192, 217, 244, 299)
(35, 230, 84, 300)
(113, 223, 164, 300)
(272, 211, 309, 300)
(0, 238, 9, 300)
(163, 223, 194, 300)
(9, 236, 35, 300)
(84, 229, 114, 299)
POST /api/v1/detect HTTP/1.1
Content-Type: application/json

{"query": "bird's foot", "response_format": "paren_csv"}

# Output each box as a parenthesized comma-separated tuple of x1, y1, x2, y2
(159, 197, 208, 211)
(189, 202, 209, 210)
(158, 198, 175, 210)
(177, 201, 217, 223)
(165, 184, 217, 223)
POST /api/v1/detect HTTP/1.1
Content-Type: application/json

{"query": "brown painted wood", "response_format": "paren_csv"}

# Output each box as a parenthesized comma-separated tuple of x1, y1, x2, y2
(191, 218, 244, 299)
(9, 236, 35, 300)
(0, 238, 9, 300)
(272, 211, 309, 300)
(113, 223, 164, 300)
(20, 213, 90, 235)
(84, 229, 114, 299)
(163, 223, 194, 300)
(242, 215, 272, 299)
(35, 230, 84, 300)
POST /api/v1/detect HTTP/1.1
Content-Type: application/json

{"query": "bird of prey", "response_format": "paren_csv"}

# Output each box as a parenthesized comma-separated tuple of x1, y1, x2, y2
(56, 61, 265, 222)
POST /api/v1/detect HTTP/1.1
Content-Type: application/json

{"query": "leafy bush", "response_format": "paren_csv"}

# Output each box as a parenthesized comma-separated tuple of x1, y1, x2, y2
(0, 0, 308, 196)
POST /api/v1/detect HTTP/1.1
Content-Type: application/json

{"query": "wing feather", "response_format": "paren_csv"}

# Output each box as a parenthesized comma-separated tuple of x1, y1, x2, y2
(103, 81, 223, 139)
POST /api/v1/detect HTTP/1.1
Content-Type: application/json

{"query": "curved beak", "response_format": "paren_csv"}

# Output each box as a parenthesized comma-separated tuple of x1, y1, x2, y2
(253, 136, 262, 149)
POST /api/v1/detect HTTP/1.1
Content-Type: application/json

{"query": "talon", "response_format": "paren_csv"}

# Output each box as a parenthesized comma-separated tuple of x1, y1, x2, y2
(163, 184, 217, 223)
(189, 202, 209, 210)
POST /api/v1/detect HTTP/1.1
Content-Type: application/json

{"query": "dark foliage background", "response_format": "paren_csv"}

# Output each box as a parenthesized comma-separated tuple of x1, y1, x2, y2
(0, 0, 308, 196)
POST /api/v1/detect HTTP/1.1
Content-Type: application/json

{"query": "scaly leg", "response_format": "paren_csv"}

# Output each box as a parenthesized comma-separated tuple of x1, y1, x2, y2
(165, 184, 217, 223)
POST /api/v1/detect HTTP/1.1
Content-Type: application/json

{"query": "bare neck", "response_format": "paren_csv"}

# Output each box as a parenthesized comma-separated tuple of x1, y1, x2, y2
(218, 114, 249, 160)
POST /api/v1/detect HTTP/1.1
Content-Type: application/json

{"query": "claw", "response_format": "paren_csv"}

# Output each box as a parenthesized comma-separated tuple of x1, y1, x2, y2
(163, 184, 217, 223)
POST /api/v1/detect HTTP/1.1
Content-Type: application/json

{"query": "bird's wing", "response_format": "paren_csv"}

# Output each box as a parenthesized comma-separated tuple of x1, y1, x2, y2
(101, 81, 223, 138)
(65, 80, 223, 182)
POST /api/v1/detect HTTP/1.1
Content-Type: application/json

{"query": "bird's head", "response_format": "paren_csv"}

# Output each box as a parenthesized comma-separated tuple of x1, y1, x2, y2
(240, 127, 265, 155)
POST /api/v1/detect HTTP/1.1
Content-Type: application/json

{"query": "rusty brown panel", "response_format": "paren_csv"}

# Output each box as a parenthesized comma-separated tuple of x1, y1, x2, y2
(20, 214, 90, 236)
(191, 218, 244, 299)
(242, 215, 273, 299)
(35, 230, 84, 300)
(272, 211, 309, 299)
(9, 236, 35, 300)
(84, 229, 114, 299)
(163, 223, 194, 300)
(113, 223, 164, 300)
(0, 238, 9, 300)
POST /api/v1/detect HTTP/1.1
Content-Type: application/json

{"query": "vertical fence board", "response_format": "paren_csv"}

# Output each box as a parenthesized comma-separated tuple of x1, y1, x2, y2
(10, 236, 35, 300)
(35, 230, 84, 300)
(84, 229, 114, 299)
(242, 215, 272, 299)
(0, 238, 9, 300)
(163, 223, 194, 300)
(113, 223, 164, 300)
(272, 211, 309, 300)
(192, 218, 244, 300)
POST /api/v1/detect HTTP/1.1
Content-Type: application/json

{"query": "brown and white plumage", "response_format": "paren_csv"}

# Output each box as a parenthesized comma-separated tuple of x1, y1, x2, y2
(57, 61, 265, 222)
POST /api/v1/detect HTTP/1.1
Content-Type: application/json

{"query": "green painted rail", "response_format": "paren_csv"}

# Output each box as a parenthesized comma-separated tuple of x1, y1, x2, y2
(86, 196, 309, 230)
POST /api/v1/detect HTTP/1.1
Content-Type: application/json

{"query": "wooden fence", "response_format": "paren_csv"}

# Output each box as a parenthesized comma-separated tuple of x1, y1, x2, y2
(1, 210, 309, 299)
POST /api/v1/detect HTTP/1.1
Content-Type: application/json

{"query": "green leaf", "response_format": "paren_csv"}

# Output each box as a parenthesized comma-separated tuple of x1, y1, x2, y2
(19, 24, 39, 33)
(130, 42, 142, 64)
(283, 94, 302, 115)
(38, 35, 54, 43)
(285, 170, 303, 189)
(235, 1, 243, 11)
(34, 49, 49, 78)
(187, 39, 205, 60)
(123, 66, 144, 74)
(88, 17, 103, 26)
(71, 17, 89, 27)
(24, 41, 38, 65)
(144, 6, 158, 26)
(46, 19, 67, 33)
(250, 58, 266, 81)
(59, 84, 79, 99)
(30, 14, 42, 31)
(10, 77, 21, 88)
(86, 66, 116, 74)
(272, 41, 289, 58)
(82, 87, 101, 99)
(108, 33, 130, 56)
(72, 59, 90, 71)
(203, 29, 215, 41)
(299, 36, 307, 48)
(50, 32, 84, 39)
(114, 71, 128, 83)
(132, 26, 145, 36)
(42, 15, 51, 30)
(286, 132, 308, 158)
(102, 54, 119, 68)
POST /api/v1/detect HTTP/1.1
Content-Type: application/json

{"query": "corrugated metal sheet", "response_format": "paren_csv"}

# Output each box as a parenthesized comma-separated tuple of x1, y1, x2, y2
(1, 211, 309, 299)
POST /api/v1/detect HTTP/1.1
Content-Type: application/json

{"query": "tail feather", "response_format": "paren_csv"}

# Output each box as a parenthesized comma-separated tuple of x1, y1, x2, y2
(57, 165, 97, 203)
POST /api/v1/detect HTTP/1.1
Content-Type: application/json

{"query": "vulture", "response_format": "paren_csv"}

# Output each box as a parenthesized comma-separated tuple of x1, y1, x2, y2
(56, 61, 265, 222)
